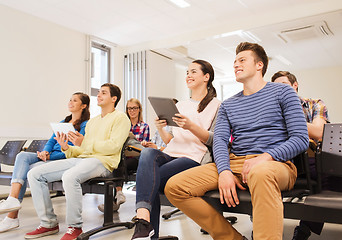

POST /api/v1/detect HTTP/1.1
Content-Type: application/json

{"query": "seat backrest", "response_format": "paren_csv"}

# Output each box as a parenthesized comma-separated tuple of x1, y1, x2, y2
(320, 123, 342, 177)
(113, 137, 131, 181)
(25, 140, 48, 153)
(292, 152, 307, 176)
(286, 150, 317, 195)
(0, 140, 27, 165)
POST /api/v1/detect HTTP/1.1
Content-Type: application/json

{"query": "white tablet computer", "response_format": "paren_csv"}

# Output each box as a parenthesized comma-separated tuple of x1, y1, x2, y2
(148, 97, 179, 127)
(50, 122, 76, 135)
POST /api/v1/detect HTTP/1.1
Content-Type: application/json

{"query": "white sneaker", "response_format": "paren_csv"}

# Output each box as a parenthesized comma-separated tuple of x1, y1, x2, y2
(0, 197, 21, 214)
(0, 217, 19, 233)
(116, 191, 126, 205)
(97, 202, 120, 213)
(97, 191, 126, 213)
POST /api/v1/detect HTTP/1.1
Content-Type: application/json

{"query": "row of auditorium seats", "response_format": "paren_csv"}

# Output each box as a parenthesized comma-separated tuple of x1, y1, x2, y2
(0, 140, 48, 186)
(2, 123, 341, 238)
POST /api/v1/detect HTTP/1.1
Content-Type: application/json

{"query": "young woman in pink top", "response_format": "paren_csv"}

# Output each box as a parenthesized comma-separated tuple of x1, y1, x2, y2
(131, 60, 221, 240)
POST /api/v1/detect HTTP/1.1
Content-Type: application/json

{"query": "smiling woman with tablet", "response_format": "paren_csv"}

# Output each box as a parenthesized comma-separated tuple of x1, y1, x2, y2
(131, 60, 221, 240)
(0, 92, 90, 233)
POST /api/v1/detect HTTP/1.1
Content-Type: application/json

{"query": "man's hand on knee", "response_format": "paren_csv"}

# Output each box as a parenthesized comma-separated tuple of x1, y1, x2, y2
(218, 170, 245, 207)
(242, 153, 273, 184)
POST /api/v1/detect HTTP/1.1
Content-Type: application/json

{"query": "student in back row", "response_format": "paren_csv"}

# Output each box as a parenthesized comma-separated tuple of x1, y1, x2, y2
(271, 71, 339, 240)
(25, 83, 130, 240)
(165, 42, 309, 240)
(0, 92, 90, 233)
(271, 71, 328, 142)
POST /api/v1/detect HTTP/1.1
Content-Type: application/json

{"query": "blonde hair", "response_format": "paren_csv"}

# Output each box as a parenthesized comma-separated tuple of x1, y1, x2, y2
(126, 98, 143, 122)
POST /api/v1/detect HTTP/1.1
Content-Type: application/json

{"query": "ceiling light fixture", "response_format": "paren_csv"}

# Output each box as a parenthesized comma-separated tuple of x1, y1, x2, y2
(212, 30, 261, 43)
(237, 0, 248, 8)
(242, 31, 261, 42)
(212, 30, 243, 39)
(168, 0, 191, 8)
(275, 55, 292, 66)
(220, 30, 243, 38)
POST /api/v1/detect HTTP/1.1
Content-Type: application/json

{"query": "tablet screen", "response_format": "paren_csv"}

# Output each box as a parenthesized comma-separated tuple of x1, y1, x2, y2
(50, 122, 76, 135)
(148, 97, 179, 127)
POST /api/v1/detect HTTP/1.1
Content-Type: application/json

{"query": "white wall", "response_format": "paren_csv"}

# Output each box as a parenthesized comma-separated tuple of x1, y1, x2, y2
(295, 66, 342, 123)
(174, 63, 190, 102)
(145, 51, 190, 135)
(0, 5, 186, 141)
(0, 5, 87, 139)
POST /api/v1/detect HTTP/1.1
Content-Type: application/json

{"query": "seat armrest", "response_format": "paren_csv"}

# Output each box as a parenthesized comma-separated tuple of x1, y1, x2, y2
(127, 145, 142, 152)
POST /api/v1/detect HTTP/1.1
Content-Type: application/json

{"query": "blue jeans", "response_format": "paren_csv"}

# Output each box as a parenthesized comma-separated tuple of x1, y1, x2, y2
(11, 152, 53, 201)
(27, 158, 110, 228)
(135, 148, 200, 238)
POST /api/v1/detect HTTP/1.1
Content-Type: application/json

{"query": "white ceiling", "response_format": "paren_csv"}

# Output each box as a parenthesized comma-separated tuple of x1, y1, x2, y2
(184, 9, 342, 77)
(1, 0, 342, 78)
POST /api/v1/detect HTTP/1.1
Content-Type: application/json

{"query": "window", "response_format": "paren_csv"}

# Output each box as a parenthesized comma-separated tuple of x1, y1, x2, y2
(214, 78, 243, 101)
(90, 42, 110, 117)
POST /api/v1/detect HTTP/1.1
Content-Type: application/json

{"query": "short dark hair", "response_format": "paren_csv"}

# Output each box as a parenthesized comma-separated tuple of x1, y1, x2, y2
(236, 42, 269, 76)
(271, 71, 298, 85)
(101, 83, 121, 107)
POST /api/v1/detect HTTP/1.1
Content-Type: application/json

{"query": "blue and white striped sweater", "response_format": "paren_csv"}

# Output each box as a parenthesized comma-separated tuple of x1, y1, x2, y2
(213, 82, 309, 174)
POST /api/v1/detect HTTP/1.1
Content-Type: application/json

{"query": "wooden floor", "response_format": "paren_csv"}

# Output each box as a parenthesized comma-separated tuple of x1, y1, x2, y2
(0, 184, 341, 240)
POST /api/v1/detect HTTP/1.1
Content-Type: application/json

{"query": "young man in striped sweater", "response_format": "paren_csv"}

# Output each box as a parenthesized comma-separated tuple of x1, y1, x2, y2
(165, 42, 309, 240)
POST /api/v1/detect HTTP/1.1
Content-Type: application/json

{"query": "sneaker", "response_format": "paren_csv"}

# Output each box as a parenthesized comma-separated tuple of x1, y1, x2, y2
(97, 201, 120, 213)
(25, 225, 59, 239)
(60, 227, 82, 240)
(131, 218, 155, 240)
(292, 225, 311, 240)
(0, 217, 19, 233)
(0, 197, 21, 214)
(116, 190, 126, 205)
